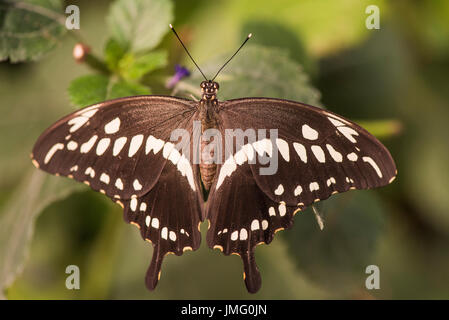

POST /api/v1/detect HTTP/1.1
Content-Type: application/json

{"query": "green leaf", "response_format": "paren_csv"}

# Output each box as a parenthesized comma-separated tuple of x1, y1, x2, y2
(108, 80, 151, 99)
(68, 74, 110, 108)
(179, 44, 321, 105)
(0, 170, 84, 298)
(118, 50, 168, 80)
(107, 0, 173, 53)
(68, 74, 151, 108)
(0, 0, 66, 63)
(283, 191, 385, 293)
(104, 38, 126, 71)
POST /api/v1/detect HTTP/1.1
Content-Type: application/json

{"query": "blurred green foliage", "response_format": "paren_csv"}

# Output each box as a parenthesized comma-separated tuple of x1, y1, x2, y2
(0, 0, 448, 299)
(0, 0, 66, 62)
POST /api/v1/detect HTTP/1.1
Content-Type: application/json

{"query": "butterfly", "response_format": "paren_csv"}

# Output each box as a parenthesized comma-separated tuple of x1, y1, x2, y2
(31, 26, 397, 293)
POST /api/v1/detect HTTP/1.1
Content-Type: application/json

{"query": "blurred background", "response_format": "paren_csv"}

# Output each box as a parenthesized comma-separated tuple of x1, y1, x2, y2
(0, 0, 448, 299)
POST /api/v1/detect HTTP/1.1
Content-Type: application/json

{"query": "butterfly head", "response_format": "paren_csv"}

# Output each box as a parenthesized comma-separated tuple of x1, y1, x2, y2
(200, 80, 219, 101)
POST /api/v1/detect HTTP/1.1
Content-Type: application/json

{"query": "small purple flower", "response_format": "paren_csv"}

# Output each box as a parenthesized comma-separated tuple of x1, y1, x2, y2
(166, 64, 190, 88)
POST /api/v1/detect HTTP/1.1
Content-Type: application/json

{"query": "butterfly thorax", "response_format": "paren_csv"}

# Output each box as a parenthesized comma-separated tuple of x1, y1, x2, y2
(199, 81, 220, 192)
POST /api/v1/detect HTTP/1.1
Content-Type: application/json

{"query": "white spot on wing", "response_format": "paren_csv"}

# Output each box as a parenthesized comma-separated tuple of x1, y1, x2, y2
(151, 218, 159, 229)
(44, 143, 64, 164)
(326, 144, 343, 162)
(252, 138, 273, 157)
(169, 231, 176, 241)
(242, 144, 255, 162)
(276, 138, 290, 162)
(162, 142, 175, 159)
(293, 142, 307, 163)
(113, 137, 127, 156)
(216, 155, 237, 189)
(302, 124, 319, 140)
(145, 135, 164, 154)
(140, 202, 147, 211)
(294, 185, 303, 196)
(133, 179, 142, 190)
(327, 114, 350, 126)
(269, 207, 276, 216)
(279, 202, 286, 216)
(234, 148, 247, 165)
(328, 116, 345, 127)
(363, 156, 383, 178)
(274, 184, 284, 195)
(67, 141, 78, 151)
(145, 216, 151, 227)
(80, 135, 98, 153)
(309, 182, 319, 192)
(104, 117, 120, 134)
(96, 138, 111, 156)
(130, 198, 137, 211)
(177, 154, 196, 191)
(115, 178, 124, 190)
(81, 109, 98, 118)
(337, 126, 359, 143)
(85, 167, 95, 178)
(347, 152, 358, 161)
(128, 135, 144, 157)
(240, 228, 248, 240)
(346, 177, 354, 183)
(251, 220, 260, 231)
(100, 173, 110, 184)
(261, 220, 268, 230)
(311, 145, 325, 163)
(68, 116, 89, 133)
(327, 177, 336, 186)
(168, 148, 181, 165)
(231, 230, 238, 241)
(161, 227, 168, 240)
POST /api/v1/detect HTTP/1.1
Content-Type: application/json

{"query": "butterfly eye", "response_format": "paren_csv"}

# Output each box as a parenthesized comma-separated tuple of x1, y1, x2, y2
(213, 82, 219, 90)
(200, 81, 207, 88)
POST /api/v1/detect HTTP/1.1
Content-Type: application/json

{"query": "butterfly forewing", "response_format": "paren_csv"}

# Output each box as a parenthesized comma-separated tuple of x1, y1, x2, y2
(216, 98, 396, 205)
(32, 96, 198, 200)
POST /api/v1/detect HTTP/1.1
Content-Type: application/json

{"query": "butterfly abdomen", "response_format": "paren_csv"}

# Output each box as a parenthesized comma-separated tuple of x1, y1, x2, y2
(199, 99, 219, 192)
(198, 81, 220, 192)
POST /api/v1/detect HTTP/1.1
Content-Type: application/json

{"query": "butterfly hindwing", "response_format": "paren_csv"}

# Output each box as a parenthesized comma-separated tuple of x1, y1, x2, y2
(206, 158, 300, 293)
(123, 157, 202, 290)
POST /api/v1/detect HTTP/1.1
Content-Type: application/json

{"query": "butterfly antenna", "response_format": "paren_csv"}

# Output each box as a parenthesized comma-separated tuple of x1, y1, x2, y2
(211, 33, 252, 82)
(169, 24, 207, 81)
